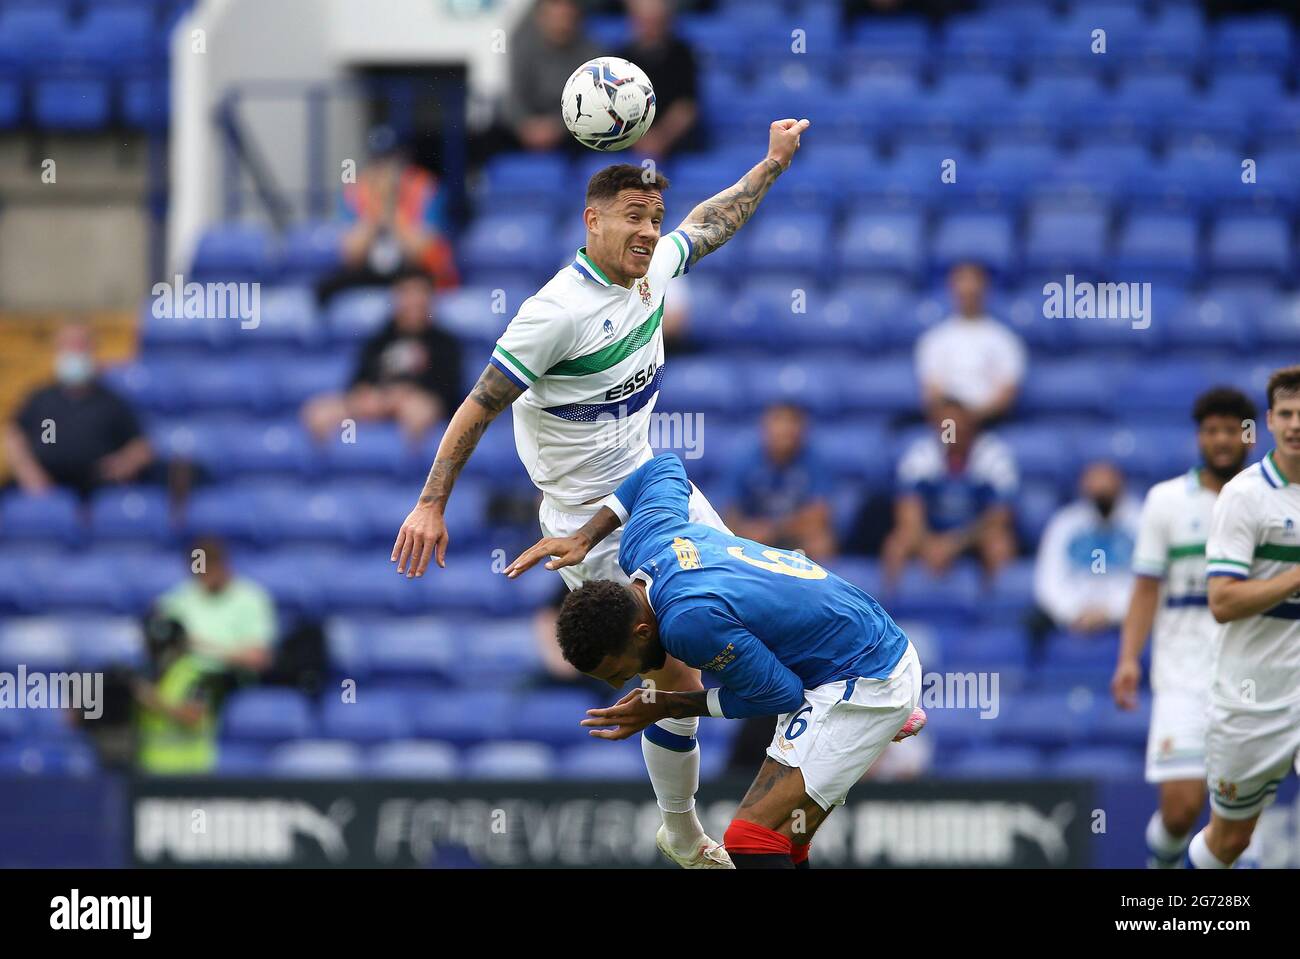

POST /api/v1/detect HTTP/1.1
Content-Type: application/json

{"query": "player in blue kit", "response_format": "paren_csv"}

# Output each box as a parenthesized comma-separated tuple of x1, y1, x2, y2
(506, 454, 926, 869)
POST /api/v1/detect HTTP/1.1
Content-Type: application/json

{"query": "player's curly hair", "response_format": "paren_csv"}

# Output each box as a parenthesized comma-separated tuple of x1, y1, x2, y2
(1193, 386, 1257, 425)
(556, 580, 639, 673)
(586, 164, 670, 205)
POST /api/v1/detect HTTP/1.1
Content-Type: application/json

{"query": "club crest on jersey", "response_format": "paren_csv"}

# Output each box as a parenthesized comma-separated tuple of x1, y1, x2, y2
(636, 276, 652, 307)
(602, 318, 615, 339)
(1215, 779, 1238, 802)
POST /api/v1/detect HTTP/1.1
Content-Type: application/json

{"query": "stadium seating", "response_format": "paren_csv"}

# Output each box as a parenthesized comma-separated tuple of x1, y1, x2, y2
(2, 0, 1298, 786)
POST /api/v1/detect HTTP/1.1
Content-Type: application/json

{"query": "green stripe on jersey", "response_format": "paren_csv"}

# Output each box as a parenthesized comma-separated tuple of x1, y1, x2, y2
(1167, 543, 1206, 560)
(1255, 543, 1300, 562)
(493, 345, 537, 382)
(547, 302, 664, 376)
(1208, 558, 1250, 568)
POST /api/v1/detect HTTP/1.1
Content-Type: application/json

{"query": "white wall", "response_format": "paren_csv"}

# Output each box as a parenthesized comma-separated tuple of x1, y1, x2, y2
(167, 0, 532, 274)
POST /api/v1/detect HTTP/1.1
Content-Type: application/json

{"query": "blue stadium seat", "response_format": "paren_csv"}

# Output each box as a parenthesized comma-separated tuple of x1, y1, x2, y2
(434, 285, 520, 348)
(30, 71, 110, 129)
(942, 624, 1029, 672)
(999, 691, 1097, 748)
(979, 561, 1036, 623)
(319, 691, 412, 743)
(507, 690, 599, 746)
(273, 354, 352, 408)
(278, 222, 346, 281)
(215, 743, 269, 776)
(1016, 364, 1113, 419)
(364, 622, 457, 683)
(453, 618, 541, 686)
(1207, 215, 1292, 279)
(190, 223, 276, 283)
(1258, 294, 1300, 348)
(463, 741, 555, 780)
(1132, 146, 1241, 214)
(1039, 143, 1150, 209)
(1090, 694, 1151, 747)
(461, 213, 558, 275)
(0, 8, 70, 69)
(940, 14, 1023, 75)
(0, 71, 22, 128)
(0, 742, 97, 777)
(366, 740, 459, 779)
(121, 72, 169, 130)
(1210, 15, 1292, 72)
(326, 286, 390, 342)
(88, 486, 172, 544)
(744, 212, 833, 277)
(413, 690, 513, 745)
(1167, 293, 1255, 352)
(1014, 479, 1060, 548)
(883, 563, 980, 623)
(221, 688, 314, 743)
(1021, 209, 1109, 278)
(1049, 747, 1144, 782)
(215, 418, 316, 477)
(0, 488, 82, 545)
(476, 153, 569, 215)
(945, 746, 1044, 779)
(1123, 7, 1206, 73)
(1112, 213, 1199, 283)
(267, 740, 363, 778)
(654, 355, 744, 416)
(0, 617, 76, 671)
(931, 213, 1014, 275)
(837, 211, 924, 278)
(846, 17, 931, 76)
(69, 616, 145, 669)
(318, 422, 411, 477)
(841, 358, 919, 414)
(556, 741, 647, 781)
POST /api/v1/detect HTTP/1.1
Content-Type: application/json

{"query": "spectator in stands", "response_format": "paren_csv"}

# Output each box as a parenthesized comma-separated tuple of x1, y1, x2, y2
(617, 0, 701, 157)
(157, 537, 276, 676)
(882, 396, 1018, 586)
(303, 268, 463, 442)
(914, 262, 1026, 424)
(131, 613, 222, 776)
(3, 321, 155, 500)
(317, 125, 458, 303)
(722, 402, 836, 561)
(1033, 461, 1140, 636)
(506, 0, 599, 152)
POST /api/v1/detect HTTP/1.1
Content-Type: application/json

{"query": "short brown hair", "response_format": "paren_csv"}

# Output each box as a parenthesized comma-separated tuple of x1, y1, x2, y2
(1266, 365, 1300, 409)
(586, 164, 669, 205)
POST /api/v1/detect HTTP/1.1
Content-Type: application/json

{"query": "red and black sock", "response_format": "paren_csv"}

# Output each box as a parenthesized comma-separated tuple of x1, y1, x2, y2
(724, 819, 793, 869)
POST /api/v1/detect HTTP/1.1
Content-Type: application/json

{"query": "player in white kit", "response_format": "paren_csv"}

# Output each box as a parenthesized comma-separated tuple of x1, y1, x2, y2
(1111, 387, 1256, 867)
(1183, 366, 1300, 868)
(391, 119, 811, 868)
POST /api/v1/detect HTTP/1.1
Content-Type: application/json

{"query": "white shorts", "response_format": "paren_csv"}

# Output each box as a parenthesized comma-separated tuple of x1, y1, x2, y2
(1145, 690, 1208, 783)
(766, 641, 923, 811)
(1205, 696, 1300, 820)
(538, 481, 730, 590)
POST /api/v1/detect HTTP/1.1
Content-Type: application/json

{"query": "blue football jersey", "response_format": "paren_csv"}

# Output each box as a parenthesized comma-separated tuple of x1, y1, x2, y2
(607, 455, 909, 719)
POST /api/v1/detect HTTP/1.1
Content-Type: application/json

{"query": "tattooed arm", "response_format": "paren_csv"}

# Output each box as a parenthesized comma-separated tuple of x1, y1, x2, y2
(391, 363, 522, 576)
(677, 118, 810, 268)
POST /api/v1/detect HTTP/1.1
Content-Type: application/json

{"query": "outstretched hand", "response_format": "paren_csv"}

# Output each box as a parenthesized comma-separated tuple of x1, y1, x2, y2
(503, 533, 591, 579)
(580, 688, 667, 740)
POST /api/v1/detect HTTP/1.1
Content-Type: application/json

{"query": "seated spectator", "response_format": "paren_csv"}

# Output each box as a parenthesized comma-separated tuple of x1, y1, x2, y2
(317, 125, 458, 303)
(3, 321, 155, 499)
(157, 537, 276, 676)
(506, 0, 599, 152)
(131, 613, 222, 775)
(1033, 461, 1140, 636)
(915, 262, 1026, 424)
(617, 0, 701, 157)
(303, 268, 463, 442)
(722, 402, 836, 561)
(882, 396, 1017, 585)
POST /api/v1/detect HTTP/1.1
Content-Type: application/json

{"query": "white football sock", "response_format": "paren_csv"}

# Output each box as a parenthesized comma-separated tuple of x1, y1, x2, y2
(642, 716, 705, 850)
(1186, 830, 1232, 869)
(1145, 811, 1191, 868)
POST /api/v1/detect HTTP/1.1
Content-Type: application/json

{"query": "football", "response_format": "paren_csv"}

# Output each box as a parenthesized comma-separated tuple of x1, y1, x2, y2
(560, 56, 656, 152)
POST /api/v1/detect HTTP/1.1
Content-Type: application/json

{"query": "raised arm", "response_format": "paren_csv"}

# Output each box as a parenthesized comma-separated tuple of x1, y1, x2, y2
(675, 118, 809, 268)
(391, 363, 522, 576)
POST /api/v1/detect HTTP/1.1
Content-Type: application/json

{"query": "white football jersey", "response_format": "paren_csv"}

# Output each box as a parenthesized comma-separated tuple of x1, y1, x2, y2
(1205, 451, 1300, 710)
(1131, 468, 1220, 695)
(489, 230, 692, 507)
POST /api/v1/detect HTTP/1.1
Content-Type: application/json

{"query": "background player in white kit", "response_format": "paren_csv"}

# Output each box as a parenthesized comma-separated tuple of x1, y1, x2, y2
(1183, 366, 1300, 868)
(390, 119, 811, 868)
(1111, 387, 1256, 867)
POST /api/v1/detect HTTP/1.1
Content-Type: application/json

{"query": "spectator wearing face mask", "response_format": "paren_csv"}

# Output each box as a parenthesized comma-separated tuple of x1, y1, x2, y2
(4, 322, 155, 499)
(1033, 461, 1141, 635)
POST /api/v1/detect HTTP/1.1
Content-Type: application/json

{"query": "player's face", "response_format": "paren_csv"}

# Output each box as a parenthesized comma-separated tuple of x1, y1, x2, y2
(590, 190, 664, 280)
(587, 631, 666, 689)
(1267, 393, 1300, 456)
(1197, 414, 1249, 477)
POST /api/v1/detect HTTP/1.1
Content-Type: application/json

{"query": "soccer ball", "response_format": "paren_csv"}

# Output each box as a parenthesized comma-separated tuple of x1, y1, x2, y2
(561, 56, 656, 152)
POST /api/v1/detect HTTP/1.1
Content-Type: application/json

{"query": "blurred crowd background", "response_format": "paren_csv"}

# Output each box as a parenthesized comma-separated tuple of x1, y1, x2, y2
(0, 0, 1297, 836)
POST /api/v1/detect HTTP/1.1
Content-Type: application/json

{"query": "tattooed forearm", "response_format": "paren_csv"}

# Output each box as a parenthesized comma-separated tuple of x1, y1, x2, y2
(681, 157, 784, 264)
(574, 507, 623, 553)
(418, 364, 522, 509)
(660, 690, 712, 719)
